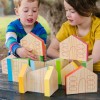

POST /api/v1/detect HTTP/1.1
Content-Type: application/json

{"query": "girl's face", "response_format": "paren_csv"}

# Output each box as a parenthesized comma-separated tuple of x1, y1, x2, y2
(64, 0, 86, 26)
(15, 0, 39, 27)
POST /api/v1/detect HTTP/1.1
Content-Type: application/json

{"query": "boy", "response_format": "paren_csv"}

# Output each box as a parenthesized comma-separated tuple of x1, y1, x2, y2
(5, 0, 47, 60)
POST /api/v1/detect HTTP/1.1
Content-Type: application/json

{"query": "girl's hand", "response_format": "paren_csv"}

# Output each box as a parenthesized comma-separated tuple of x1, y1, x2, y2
(16, 47, 38, 60)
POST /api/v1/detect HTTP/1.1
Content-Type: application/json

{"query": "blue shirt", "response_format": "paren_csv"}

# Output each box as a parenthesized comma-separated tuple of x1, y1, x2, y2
(6, 19, 47, 55)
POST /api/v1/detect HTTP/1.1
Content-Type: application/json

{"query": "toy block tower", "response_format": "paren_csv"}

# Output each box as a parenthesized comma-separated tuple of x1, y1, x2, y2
(59, 35, 97, 95)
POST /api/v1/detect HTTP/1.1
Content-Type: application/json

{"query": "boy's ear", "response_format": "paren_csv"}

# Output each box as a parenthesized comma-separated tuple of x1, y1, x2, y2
(14, 8, 19, 15)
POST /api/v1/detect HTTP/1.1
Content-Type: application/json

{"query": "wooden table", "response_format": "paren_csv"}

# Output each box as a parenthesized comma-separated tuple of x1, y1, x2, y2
(0, 64, 100, 100)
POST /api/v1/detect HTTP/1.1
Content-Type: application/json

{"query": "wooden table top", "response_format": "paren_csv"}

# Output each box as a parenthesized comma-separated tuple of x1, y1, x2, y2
(0, 64, 100, 100)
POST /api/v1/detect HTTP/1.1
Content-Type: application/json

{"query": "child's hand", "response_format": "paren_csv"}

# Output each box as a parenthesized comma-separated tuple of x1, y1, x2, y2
(44, 56, 47, 61)
(16, 47, 38, 60)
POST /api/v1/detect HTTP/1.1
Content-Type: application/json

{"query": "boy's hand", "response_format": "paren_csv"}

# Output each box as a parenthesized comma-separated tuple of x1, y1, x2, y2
(44, 56, 47, 61)
(16, 47, 38, 60)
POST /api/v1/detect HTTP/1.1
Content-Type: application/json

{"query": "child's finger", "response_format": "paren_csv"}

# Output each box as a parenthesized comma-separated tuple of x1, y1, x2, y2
(27, 52, 37, 60)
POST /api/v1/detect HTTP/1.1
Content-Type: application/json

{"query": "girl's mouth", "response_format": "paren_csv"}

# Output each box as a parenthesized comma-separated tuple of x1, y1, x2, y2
(68, 19, 73, 22)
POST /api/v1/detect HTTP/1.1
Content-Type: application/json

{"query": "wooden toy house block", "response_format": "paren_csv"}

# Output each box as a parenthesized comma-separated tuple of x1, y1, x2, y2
(80, 58, 93, 71)
(19, 64, 32, 93)
(44, 66, 58, 97)
(7, 58, 30, 82)
(45, 59, 57, 67)
(26, 67, 47, 93)
(60, 35, 88, 61)
(30, 60, 45, 70)
(45, 58, 69, 68)
(20, 32, 46, 61)
(61, 61, 79, 85)
(65, 66, 98, 95)
(1, 54, 16, 74)
(19, 66, 47, 93)
(56, 58, 69, 85)
(45, 58, 69, 85)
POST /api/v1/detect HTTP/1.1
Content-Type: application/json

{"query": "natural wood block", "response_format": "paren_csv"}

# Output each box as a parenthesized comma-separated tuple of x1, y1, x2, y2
(30, 60, 45, 70)
(81, 58, 93, 71)
(1, 54, 16, 74)
(60, 35, 88, 61)
(45, 59, 57, 67)
(44, 66, 58, 97)
(65, 66, 97, 94)
(61, 61, 79, 85)
(20, 32, 46, 61)
(7, 58, 30, 82)
(27, 67, 47, 93)
(56, 58, 69, 85)
(19, 64, 32, 93)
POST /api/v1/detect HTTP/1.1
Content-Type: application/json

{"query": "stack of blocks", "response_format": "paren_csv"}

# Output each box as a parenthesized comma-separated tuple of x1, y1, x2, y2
(18, 58, 69, 96)
(0, 34, 97, 97)
(60, 35, 97, 94)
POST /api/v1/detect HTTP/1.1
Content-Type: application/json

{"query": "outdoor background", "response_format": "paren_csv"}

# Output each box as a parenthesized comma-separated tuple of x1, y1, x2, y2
(0, 0, 100, 60)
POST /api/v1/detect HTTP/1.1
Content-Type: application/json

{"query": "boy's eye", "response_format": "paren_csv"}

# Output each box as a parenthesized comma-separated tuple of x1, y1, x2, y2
(24, 10, 28, 12)
(32, 8, 38, 12)
(33, 10, 37, 12)
(23, 9, 28, 12)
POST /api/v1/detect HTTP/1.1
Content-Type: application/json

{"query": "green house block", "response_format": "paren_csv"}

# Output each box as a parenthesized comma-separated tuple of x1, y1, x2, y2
(56, 59, 62, 85)
(81, 62, 87, 67)
(39, 56, 44, 61)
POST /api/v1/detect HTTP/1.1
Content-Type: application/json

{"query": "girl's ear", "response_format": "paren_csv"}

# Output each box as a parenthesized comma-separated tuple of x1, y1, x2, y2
(14, 8, 19, 15)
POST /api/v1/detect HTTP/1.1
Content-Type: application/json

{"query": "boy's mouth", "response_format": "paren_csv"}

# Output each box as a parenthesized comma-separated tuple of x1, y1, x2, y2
(27, 18, 33, 23)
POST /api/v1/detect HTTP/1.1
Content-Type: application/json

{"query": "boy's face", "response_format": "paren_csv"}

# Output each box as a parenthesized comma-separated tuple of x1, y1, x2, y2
(15, 0, 39, 27)
(64, 0, 87, 26)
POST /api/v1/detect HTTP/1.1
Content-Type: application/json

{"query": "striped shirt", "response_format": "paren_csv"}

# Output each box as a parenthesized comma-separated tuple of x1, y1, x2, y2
(6, 19, 47, 55)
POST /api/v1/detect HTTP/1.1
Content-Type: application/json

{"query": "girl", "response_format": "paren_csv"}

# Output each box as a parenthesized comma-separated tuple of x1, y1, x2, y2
(47, 0, 100, 71)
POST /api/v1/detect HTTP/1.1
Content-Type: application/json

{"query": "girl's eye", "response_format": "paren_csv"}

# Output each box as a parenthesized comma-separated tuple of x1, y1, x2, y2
(65, 9, 68, 11)
(65, 10, 68, 13)
(70, 10, 76, 13)
(66, 10, 68, 12)
(65, 8, 76, 13)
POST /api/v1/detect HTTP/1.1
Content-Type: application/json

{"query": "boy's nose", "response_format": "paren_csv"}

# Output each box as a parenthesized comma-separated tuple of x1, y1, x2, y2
(28, 10, 33, 16)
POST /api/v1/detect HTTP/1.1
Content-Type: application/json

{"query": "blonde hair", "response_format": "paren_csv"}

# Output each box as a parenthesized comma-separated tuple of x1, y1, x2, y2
(13, 0, 40, 8)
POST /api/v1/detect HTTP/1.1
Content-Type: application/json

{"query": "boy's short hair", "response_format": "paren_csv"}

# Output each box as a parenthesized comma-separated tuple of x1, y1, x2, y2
(13, 0, 40, 8)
